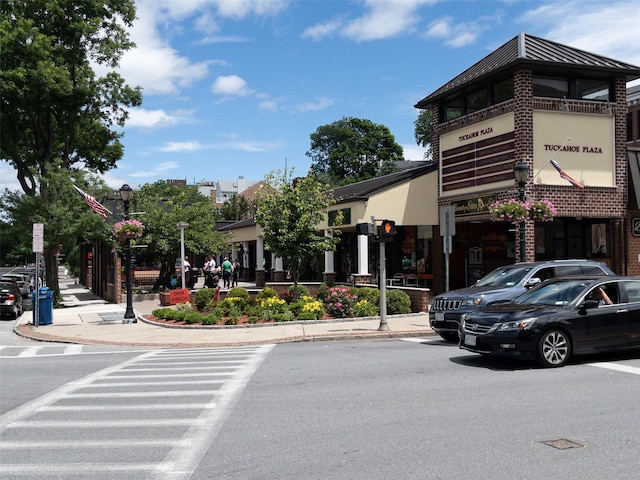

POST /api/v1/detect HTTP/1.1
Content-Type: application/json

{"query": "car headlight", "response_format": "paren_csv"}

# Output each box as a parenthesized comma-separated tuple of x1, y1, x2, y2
(462, 298, 482, 306)
(498, 318, 536, 331)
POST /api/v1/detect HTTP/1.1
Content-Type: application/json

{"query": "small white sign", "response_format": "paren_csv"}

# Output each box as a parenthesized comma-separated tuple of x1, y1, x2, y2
(33, 223, 44, 253)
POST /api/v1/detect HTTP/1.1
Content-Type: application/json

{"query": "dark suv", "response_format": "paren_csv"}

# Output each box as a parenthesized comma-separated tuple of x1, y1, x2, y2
(428, 260, 615, 342)
(0, 280, 24, 319)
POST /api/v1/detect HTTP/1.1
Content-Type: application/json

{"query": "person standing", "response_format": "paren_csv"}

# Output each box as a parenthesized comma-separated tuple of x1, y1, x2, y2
(221, 256, 233, 289)
(232, 259, 241, 287)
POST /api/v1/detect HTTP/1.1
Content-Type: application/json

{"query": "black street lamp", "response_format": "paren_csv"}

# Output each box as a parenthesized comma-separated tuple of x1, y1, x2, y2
(514, 162, 530, 263)
(119, 184, 136, 322)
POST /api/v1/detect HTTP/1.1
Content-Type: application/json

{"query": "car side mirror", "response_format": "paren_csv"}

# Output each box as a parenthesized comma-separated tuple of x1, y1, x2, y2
(524, 277, 542, 289)
(579, 299, 600, 313)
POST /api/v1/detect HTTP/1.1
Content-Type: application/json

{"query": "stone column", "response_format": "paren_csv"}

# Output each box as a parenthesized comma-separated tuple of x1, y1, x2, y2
(323, 229, 336, 283)
(255, 236, 265, 287)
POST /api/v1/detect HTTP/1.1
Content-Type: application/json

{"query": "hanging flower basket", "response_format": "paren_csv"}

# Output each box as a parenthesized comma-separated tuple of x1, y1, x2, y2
(113, 219, 145, 242)
(526, 199, 557, 222)
(489, 199, 528, 224)
(489, 199, 556, 224)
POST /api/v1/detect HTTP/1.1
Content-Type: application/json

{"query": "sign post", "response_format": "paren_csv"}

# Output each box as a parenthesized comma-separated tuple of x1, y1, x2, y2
(440, 206, 455, 292)
(32, 224, 44, 327)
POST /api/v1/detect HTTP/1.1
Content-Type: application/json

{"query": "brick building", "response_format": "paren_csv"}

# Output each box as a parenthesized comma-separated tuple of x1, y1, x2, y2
(415, 33, 640, 293)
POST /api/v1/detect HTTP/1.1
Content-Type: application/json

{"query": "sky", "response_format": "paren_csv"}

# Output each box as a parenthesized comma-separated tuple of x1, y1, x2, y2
(2, 0, 640, 193)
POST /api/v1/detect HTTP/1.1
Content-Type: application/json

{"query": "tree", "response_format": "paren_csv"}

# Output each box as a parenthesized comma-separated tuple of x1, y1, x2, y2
(0, 169, 112, 300)
(414, 109, 434, 161)
(133, 181, 233, 289)
(0, 0, 142, 293)
(255, 170, 342, 294)
(219, 194, 251, 221)
(306, 117, 403, 186)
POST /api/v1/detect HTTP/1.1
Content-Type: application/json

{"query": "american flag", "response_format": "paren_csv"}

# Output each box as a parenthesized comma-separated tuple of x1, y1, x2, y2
(73, 185, 112, 218)
(549, 159, 584, 189)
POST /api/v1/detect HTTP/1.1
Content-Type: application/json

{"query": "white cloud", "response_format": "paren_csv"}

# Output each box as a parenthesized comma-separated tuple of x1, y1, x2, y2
(126, 108, 181, 129)
(156, 141, 206, 153)
(517, 1, 640, 67)
(423, 14, 492, 48)
(130, 161, 180, 178)
(302, 19, 343, 41)
(341, 0, 434, 41)
(212, 75, 255, 96)
(289, 96, 335, 113)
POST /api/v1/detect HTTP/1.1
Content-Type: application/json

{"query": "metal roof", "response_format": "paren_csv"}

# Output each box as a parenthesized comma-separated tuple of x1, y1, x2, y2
(216, 164, 438, 231)
(331, 163, 437, 204)
(415, 33, 640, 108)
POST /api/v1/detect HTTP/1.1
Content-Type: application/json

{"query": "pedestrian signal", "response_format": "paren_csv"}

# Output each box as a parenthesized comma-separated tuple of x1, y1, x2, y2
(381, 220, 396, 236)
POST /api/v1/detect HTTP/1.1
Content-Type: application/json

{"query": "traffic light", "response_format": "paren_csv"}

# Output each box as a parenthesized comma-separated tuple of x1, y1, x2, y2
(381, 220, 396, 235)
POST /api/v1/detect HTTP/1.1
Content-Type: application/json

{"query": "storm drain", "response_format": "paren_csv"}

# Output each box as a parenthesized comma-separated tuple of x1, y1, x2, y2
(541, 439, 584, 450)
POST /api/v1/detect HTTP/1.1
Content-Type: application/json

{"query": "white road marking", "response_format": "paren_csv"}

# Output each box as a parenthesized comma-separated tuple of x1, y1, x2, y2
(588, 362, 640, 375)
(0, 344, 276, 479)
(401, 337, 439, 343)
(17, 346, 43, 357)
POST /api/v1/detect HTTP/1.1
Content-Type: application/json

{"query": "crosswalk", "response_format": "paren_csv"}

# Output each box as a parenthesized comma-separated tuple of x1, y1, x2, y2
(0, 345, 274, 479)
(0, 344, 87, 357)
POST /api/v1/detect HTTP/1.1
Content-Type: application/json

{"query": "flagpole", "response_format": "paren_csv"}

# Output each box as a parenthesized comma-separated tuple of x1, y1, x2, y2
(532, 137, 571, 181)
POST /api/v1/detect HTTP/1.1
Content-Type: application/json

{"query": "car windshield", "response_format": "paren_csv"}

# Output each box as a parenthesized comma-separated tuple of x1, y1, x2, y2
(514, 279, 590, 306)
(475, 266, 532, 287)
(0, 282, 14, 292)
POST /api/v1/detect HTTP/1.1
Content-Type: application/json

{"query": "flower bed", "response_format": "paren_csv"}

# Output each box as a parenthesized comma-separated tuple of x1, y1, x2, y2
(151, 284, 412, 325)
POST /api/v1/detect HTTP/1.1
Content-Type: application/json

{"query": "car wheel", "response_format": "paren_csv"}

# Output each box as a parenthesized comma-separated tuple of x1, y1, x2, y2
(439, 332, 459, 343)
(537, 329, 571, 367)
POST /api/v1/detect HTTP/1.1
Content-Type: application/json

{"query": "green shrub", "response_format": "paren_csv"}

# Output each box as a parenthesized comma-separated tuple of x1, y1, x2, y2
(296, 311, 318, 321)
(256, 287, 278, 302)
(273, 312, 294, 322)
(226, 287, 250, 308)
(288, 284, 310, 301)
(152, 307, 176, 319)
(316, 283, 332, 302)
(202, 312, 221, 325)
(356, 287, 380, 305)
(353, 299, 379, 317)
(386, 289, 412, 315)
(184, 312, 203, 324)
(219, 297, 244, 316)
(259, 296, 289, 321)
(248, 315, 259, 324)
(176, 302, 194, 313)
(195, 288, 217, 311)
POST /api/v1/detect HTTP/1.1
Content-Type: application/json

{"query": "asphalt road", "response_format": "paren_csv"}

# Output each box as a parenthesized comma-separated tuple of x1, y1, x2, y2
(1, 338, 639, 480)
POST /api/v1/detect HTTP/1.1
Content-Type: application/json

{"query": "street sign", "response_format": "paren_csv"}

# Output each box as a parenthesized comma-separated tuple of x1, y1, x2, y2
(440, 206, 455, 236)
(633, 218, 640, 237)
(33, 223, 44, 253)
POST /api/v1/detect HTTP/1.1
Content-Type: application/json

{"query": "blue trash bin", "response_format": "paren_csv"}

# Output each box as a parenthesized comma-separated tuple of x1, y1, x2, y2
(32, 287, 53, 325)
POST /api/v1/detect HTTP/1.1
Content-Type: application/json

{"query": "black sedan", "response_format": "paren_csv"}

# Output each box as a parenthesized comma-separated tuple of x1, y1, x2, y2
(459, 276, 640, 367)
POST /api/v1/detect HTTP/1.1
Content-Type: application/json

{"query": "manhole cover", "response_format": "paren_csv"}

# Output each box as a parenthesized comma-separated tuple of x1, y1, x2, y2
(99, 312, 126, 322)
(541, 439, 584, 450)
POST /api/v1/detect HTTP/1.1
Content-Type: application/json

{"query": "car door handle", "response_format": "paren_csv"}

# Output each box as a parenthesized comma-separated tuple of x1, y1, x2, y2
(616, 309, 628, 314)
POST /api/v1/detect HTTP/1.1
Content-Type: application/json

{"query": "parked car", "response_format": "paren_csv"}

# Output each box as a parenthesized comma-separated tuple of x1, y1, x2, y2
(459, 276, 640, 367)
(428, 260, 615, 342)
(0, 280, 24, 319)
(1, 273, 30, 298)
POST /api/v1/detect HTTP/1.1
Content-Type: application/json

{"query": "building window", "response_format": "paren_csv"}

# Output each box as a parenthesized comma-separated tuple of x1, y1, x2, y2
(444, 97, 462, 120)
(466, 88, 488, 113)
(533, 75, 568, 98)
(628, 112, 634, 142)
(493, 78, 514, 103)
(576, 78, 610, 101)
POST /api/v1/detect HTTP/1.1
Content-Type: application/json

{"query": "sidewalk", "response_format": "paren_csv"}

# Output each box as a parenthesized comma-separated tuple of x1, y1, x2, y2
(15, 279, 434, 347)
